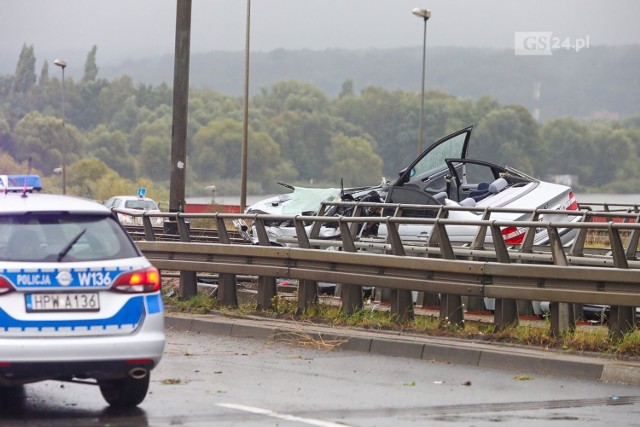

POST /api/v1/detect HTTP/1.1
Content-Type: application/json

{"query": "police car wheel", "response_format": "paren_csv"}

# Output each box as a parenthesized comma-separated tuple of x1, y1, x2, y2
(99, 375, 150, 407)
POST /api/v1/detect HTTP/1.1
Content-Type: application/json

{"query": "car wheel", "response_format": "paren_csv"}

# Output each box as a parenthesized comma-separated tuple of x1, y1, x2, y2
(99, 375, 150, 407)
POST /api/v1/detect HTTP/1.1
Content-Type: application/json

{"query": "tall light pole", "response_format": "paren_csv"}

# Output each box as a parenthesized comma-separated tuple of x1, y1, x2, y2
(240, 0, 251, 212)
(54, 58, 68, 194)
(412, 8, 431, 155)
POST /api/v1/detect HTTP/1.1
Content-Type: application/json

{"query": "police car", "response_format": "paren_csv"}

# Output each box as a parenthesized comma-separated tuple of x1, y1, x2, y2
(0, 182, 165, 407)
(104, 191, 164, 227)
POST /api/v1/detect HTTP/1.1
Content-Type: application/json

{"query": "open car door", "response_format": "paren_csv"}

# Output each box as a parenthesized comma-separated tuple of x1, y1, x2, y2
(385, 126, 472, 215)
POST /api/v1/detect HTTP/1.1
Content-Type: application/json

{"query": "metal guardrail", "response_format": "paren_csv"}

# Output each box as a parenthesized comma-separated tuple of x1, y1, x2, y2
(115, 203, 640, 338)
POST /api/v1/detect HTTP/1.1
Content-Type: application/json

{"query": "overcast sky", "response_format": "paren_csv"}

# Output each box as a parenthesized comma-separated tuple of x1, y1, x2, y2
(0, 0, 638, 75)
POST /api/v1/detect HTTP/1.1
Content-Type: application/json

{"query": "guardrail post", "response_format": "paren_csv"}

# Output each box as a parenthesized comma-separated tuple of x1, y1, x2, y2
(418, 209, 448, 309)
(142, 215, 156, 242)
(178, 272, 197, 299)
(465, 209, 493, 312)
(339, 218, 363, 315)
(215, 216, 238, 307)
(309, 203, 329, 238)
(490, 222, 518, 331)
(348, 205, 363, 238)
(607, 224, 636, 339)
(568, 212, 590, 257)
(609, 306, 636, 341)
(470, 209, 491, 250)
(432, 219, 464, 327)
(514, 214, 538, 317)
(624, 213, 640, 259)
(254, 216, 277, 310)
(294, 217, 319, 313)
(175, 213, 198, 299)
(549, 302, 575, 336)
(385, 218, 414, 322)
(547, 225, 577, 336)
(176, 215, 191, 242)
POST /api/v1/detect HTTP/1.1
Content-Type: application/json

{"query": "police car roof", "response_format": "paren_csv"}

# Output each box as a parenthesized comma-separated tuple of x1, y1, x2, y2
(0, 192, 111, 214)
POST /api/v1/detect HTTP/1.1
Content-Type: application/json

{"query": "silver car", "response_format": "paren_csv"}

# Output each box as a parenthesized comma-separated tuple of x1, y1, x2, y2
(244, 126, 581, 247)
(0, 189, 165, 407)
(105, 195, 164, 227)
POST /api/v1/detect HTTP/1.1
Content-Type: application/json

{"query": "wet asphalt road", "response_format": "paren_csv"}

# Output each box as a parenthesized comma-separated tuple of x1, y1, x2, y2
(1, 329, 639, 426)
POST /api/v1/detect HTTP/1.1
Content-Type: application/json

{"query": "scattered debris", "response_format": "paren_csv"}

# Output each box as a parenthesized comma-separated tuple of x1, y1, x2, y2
(276, 332, 347, 351)
(513, 374, 534, 381)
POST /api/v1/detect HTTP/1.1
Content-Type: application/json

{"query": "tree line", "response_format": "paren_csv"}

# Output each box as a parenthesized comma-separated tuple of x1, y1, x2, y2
(1, 44, 640, 204)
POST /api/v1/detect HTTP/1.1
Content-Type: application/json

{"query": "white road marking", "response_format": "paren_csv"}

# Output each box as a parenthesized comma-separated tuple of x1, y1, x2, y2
(218, 403, 351, 427)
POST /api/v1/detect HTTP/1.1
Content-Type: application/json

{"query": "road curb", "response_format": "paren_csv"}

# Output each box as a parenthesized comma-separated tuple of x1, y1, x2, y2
(164, 313, 640, 386)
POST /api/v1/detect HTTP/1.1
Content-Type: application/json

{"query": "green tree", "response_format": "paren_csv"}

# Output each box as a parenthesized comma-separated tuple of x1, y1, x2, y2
(191, 119, 291, 185)
(12, 44, 36, 94)
(130, 115, 171, 155)
(339, 79, 354, 98)
(139, 135, 170, 182)
(421, 92, 479, 155)
(11, 111, 84, 176)
(472, 95, 501, 121)
(254, 80, 329, 116)
(472, 106, 542, 175)
(332, 86, 415, 177)
(39, 60, 49, 85)
(591, 126, 637, 189)
(75, 78, 110, 130)
(0, 114, 12, 154)
(0, 151, 40, 175)
(191, 119, 243, 180)
(542, 118, 595, 185)
(98, 75, 136, 128)
(324, 134, 383, 186)
(88, 125, 137, 179)
(66, 157, 114, 198)
(82, 45, 99, 83)
(248, 129, 297, 187)
(265, 111, 335, 183)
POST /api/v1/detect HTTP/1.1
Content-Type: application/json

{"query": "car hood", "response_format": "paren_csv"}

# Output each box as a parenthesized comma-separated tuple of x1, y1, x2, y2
(246, 187, 342, 215)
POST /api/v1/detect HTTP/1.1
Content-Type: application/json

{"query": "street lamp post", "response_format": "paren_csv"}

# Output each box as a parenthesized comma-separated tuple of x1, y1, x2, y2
(412, 8, 431, 155)
(54, 58, 68, 194)
(240, 0, 251, 213)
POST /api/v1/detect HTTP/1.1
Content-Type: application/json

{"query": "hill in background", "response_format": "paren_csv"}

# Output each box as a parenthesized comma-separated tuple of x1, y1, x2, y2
(101, 45, 639, 122)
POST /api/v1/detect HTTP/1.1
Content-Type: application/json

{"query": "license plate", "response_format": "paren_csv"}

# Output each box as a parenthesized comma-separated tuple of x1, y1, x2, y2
(25, 293, 100, 312)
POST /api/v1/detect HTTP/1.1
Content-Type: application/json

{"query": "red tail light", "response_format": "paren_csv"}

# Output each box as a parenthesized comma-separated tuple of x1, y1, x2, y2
(125, 358, 154, 365)
(112, 267, 161, 293)
(567, 191, 578, 211)
(501, 226, 526, 245)
(0, 277, 15, 295)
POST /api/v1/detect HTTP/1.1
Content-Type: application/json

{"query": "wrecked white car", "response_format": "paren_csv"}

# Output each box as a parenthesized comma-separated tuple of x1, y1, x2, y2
(242, 126, 581, 248)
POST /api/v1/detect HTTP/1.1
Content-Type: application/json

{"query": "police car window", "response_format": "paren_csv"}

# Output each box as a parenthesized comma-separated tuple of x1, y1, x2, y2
(124, 200, 157, 210)
(107, 198, 122, 208)
(0, 214, 138, 262)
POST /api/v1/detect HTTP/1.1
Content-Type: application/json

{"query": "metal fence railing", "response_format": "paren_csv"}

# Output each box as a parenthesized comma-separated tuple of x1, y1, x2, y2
(115, 202, 640, 338)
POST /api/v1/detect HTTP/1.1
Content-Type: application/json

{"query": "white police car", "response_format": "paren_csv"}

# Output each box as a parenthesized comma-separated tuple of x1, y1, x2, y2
(104, 194, 164, 227)
(0, 187, 165, 407)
